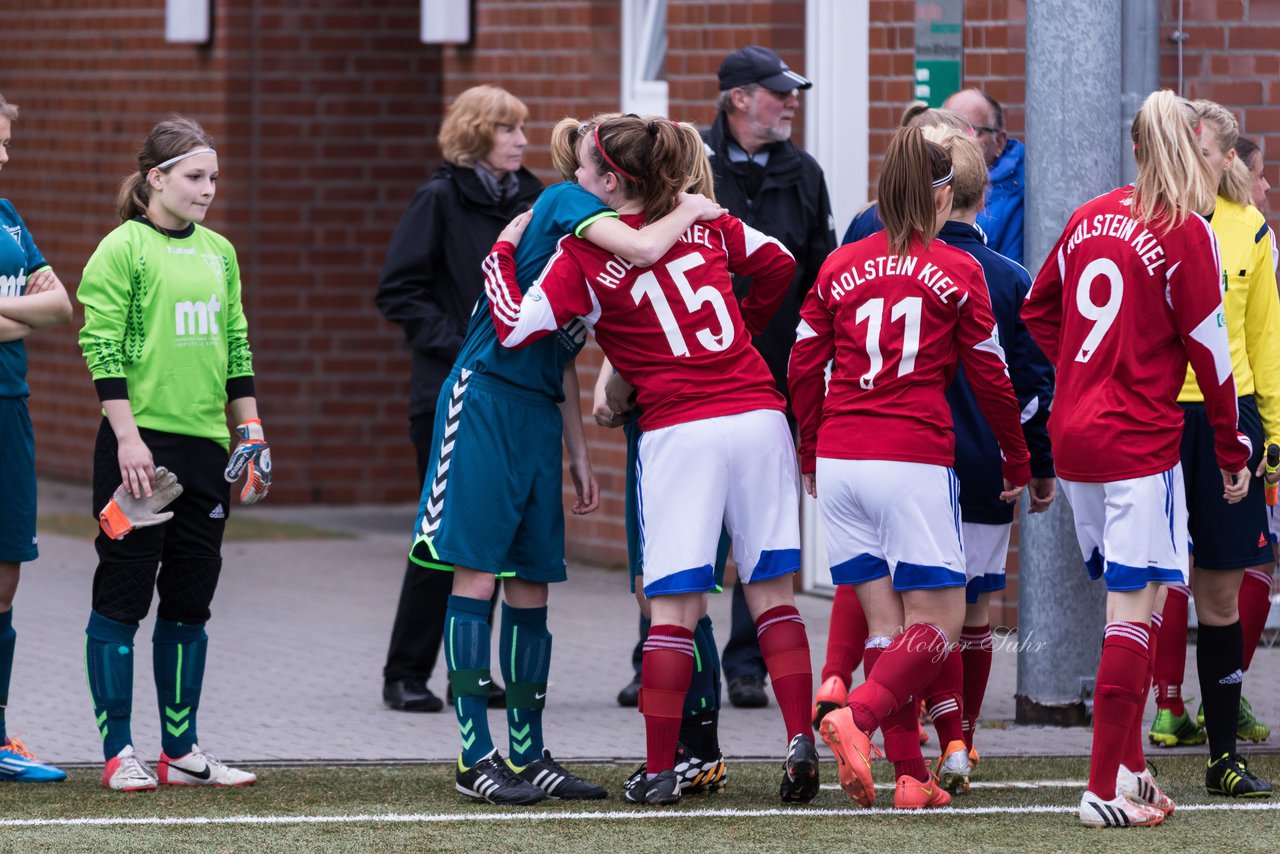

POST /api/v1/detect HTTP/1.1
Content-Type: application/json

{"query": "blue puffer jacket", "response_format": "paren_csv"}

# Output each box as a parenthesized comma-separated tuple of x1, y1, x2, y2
(976, 137, 1025, 265)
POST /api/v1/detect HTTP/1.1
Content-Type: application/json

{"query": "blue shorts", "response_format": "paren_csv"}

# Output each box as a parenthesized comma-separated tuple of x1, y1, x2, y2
(623, 419, 729, 593)
(409, 368, 567, 583)
(1181, 396, 1270, 570)
(0, 397, 36, 563)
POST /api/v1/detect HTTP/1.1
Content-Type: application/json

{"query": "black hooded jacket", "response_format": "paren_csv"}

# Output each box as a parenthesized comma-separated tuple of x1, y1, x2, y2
(376, 162, 542, 417)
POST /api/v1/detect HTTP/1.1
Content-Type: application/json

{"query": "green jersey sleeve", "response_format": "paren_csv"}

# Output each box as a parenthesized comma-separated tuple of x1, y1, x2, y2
(77, 224, 141, 381)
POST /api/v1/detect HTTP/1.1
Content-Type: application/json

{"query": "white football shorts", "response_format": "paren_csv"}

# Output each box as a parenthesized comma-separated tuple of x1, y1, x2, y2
(962, 521, 1011, 604)
(1058, 465, 1189, 592)
(816, 457, 966, 591)
(636, 408, 801, 598)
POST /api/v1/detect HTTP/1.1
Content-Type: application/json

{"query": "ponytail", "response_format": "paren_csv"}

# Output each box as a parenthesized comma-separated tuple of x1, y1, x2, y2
(587, 115, 692, 222)
(675, 121, 717, 201)
(1130, 90, 1216, 228)
(1191, 99, 1251, 207)
(878, 125, 952, 257)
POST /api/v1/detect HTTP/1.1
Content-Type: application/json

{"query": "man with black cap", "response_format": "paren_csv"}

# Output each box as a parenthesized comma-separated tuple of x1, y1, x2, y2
(616, 45, 836, 713)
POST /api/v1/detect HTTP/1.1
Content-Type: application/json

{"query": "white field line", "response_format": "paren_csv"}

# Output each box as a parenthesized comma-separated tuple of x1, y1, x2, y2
(821, 780, 1089, 791)
(2, 801, 1280, 828)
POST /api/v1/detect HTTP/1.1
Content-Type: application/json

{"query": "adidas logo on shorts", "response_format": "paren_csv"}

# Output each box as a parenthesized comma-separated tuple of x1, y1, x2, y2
(209, 503, 226, 519)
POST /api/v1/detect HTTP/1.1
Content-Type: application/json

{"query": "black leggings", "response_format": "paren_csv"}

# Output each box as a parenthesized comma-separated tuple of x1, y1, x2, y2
(91, 421, 230, 624)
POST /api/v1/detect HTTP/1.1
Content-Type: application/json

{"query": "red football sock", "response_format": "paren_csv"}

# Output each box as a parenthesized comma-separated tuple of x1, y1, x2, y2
(1153, 585, 1189, 717)
(1240, 567, 1274, 672)
(884, 698, 929, 782)
(847, 624, 948, 735)
(822, 585, 868, 688)
(959, 624, 993, 751)
(923, 642, 964, 748)
(756, 605, 812, 742)
(1089, 622, 1149, 799)
(640, 624, 695, 775)
(1121, 617, 1157, 774)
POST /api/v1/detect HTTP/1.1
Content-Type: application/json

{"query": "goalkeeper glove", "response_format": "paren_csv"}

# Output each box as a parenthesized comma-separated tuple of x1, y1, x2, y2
(99, 466, 184, 540)
(224, 418, 272, 505)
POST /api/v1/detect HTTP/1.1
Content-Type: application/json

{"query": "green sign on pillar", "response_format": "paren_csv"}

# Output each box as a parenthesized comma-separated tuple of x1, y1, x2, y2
(915, 0, 964, 108)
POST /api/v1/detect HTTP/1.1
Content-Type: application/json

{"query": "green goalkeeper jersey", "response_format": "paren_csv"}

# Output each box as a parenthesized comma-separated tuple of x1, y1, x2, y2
(78, 219, 254, 449)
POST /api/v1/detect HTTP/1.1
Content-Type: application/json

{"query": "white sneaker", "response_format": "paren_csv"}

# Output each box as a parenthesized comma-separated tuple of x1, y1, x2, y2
(158, 745, 256, 787)
(1078, 789, 1165, 828)
(103, 745, 158, 792)
(1117, 763, 1176, 815)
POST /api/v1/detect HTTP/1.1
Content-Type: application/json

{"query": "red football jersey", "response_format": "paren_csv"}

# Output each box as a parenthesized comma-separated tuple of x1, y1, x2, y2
(788, 230, 1031, 485)
(485, 212, 795, 430)
(1022, 185, 1249, 482)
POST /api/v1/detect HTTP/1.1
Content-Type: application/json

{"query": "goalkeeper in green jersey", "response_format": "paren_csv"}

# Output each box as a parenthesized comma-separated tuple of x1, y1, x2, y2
(77, 117, 267, 792)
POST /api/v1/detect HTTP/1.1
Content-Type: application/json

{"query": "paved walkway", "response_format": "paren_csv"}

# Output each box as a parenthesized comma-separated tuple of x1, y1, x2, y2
(13, 478, 1279, 766)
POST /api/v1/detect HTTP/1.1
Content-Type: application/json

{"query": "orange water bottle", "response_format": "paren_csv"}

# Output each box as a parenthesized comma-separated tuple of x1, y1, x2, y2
(1266, 444, 1279, 506)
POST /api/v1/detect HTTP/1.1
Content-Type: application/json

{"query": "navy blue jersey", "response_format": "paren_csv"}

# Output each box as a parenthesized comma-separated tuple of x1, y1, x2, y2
(0, 200, 49, 398)
(841, 210, 1054, 522)
(455, 182, 613, 400)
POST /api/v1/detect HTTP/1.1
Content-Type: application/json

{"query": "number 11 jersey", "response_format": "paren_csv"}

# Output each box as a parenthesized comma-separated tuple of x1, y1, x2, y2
(1022, 185, 1249, 482)
(486, 212, 795, 431)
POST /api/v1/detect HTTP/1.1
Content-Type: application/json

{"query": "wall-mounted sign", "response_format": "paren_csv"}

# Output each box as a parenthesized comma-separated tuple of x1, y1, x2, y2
(914, 0, 964, 107)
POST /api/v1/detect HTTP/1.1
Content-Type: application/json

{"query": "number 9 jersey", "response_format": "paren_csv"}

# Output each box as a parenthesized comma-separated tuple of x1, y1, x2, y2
(788, 230, 1030, 486)
(1022, 185, 1251, 482)
(485, 212, 795, 431)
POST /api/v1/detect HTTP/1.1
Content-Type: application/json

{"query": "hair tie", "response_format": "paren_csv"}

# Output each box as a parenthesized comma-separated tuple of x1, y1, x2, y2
(931, 168, 954, 188)
(152, 147, 215, 172)
(1193, 121, 1203, 136)
(593, 125, 643, 184)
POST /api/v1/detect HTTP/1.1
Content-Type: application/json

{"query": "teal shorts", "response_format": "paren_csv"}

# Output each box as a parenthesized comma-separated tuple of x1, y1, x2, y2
(410, 368, 567, 584)
(0, 397, 37, 563)
(623, 419, 729, 593)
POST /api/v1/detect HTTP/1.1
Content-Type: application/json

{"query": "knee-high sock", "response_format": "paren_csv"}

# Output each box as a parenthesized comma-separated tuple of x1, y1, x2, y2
(847, 624, 948, 735)
(0, 609, 13, 745)
(1121, 614, 1158, 773)
(822, 585, 868, 688)
(641, 624, 695, 776)
(959, 624, 993, 751)
(923, 641, 965, 748)
(445, 595, 496, 767)
(1197, 621, 1244, 760)
(153, 618, 207, 758)
(499, 602, 551, 768)
(680, 615, 721, 758)
(756, 605, 812, 742)
(86, 611, 139, 760)
(1089, 622, 1149, 799)
(866, 635, 927, 782)
(1240, 568, 1273, 672)
(1154, 585, 1189, 716)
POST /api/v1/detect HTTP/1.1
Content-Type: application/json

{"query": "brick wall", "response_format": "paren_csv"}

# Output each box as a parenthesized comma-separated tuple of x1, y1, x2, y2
(1, 0, 445, 505)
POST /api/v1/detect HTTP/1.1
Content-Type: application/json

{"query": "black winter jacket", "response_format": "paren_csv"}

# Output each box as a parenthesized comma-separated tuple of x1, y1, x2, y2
(376, 162, 542, 417)
(703, 113, 836, 399)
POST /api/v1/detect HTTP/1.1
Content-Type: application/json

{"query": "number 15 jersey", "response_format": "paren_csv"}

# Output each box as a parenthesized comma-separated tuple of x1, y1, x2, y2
(1022, 185, 1249, 482)
(485, 212, 795, 431)
(788, 230, 1030, 485)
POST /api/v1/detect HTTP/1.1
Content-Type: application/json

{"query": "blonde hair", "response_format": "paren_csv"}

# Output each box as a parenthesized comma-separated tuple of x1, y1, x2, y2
(1191, 99, 1253, 207)
(675, 121, 716, 200)
(1131, 90, 1217, 228)
(438, 85, 528, 167)
(549, 113, 620, 182)
(901, 103, 973, 133)
(116, 117, 215, 221)
(922, 126, 987, 212)
(879, 125, 952, 257)
(0, 94, 18, 122)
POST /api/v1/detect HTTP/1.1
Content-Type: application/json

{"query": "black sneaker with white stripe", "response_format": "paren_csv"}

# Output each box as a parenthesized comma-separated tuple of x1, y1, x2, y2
(1077, 789, 1164, 828)
(510, 750, 606, 799)
(456, 750, 545, 805)
(623, 768, 681, 806)
(779, 733, 820, 803)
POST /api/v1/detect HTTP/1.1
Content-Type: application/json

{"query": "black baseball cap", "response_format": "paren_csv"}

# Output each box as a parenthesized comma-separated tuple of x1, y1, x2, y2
(717, 45, 813, 93)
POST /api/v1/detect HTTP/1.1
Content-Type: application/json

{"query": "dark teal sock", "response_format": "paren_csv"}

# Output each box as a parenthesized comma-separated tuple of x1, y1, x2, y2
(153, 619, 207, 758)
(0, 609, 13, 746)
(446, 595, 495, 767)
(680, 615, 722, 756)
(86, 611, 139, 760)
(499, 602, 551, 768)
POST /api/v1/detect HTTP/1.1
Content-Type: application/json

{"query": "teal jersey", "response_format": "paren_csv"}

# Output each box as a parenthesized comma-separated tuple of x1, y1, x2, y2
(78, 219, 253, 448)
(0, 200, 50, 398)
(459, 181, 614, 399)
